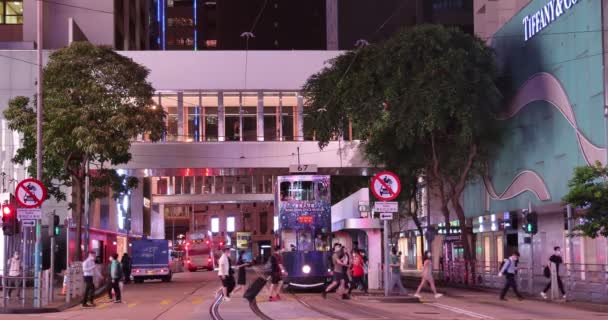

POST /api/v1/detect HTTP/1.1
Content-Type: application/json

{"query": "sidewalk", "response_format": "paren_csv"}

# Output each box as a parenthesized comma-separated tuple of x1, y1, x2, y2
(401, 272, 608, 314)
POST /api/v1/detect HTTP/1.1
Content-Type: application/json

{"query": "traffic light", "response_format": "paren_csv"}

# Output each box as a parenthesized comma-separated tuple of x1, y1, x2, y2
(524, 211, 538, 234)
(53, 214, 60, 236)
(1, 204, 17, 236)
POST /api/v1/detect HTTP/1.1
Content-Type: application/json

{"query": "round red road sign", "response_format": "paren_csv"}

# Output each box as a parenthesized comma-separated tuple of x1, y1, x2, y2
(370, 171, 401, 201)
(15, 178, 47, 208)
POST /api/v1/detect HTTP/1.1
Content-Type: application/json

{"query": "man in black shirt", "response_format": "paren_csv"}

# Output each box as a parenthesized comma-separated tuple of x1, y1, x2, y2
(541, 246, 566, 299)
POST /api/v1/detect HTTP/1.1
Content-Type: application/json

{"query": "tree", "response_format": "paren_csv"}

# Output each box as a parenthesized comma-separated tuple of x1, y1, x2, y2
(563, 162, 608, 238)
(302, 25, 502, 276)
(3, 42, 165, 260)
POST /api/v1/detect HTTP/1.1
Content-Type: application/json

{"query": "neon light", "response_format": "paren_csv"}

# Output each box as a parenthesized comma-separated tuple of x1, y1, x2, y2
(157, 0, 161, 46)
(194, 0, 198, 50)
(162, 0, 166, 50)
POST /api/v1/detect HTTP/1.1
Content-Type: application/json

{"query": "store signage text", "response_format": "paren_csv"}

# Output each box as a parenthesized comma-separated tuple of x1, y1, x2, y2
(523, 0, 579, 42)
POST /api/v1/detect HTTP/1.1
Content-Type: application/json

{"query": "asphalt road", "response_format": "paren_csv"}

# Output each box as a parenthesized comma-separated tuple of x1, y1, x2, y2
(2, 271, 607, 320)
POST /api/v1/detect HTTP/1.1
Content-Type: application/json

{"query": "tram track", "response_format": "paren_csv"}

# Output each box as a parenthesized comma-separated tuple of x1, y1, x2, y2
(291, 294, 348, 320)
(209, 292, 225, 320)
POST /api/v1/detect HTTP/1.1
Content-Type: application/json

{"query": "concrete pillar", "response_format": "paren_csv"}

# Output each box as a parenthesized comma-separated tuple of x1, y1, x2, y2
(177, 92, 184, 141)
(278, 93, 283, 141)
(366, 230, 382, 290)
(239, 93, 243, 141)
(151, 204, 165, 239)
(297, 94, 304, 141)
(135, 0, 142, 50)
(218, 92, 225, 141)
(257, 92, 264, 141)
(326, 0, 338, 50)
(123, 0, 130, 50)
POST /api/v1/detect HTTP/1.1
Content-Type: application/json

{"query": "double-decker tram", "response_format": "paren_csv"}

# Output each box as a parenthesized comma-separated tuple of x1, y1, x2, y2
(276, 175, 332, 289)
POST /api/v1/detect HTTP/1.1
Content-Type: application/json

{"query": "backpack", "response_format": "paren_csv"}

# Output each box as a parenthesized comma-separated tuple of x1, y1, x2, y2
(499, 259, 511, 276)
(114, 262, 124, 280)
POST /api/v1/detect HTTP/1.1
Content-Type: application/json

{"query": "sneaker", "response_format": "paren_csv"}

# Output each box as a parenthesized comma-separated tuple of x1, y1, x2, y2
(114, 300, 122, 304)
(82, 304, 92, 308)
(540, 292, 547, 299)
(223, 297, 231, 302)
(413, 294, 421, 298)
(562, 294, 567, 299)
(434, 293, 443, 299)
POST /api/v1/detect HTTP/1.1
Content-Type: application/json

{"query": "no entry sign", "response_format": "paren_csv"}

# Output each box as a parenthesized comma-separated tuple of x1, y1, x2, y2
(15, 178, 47, 208)
(371, 171, 401, 201)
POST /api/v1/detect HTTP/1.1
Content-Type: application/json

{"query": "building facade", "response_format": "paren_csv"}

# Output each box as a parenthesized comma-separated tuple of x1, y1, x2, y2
(460, 0, 608, 300)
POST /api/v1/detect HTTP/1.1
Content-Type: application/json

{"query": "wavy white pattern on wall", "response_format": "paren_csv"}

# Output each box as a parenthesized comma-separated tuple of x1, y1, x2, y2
(487, 72, 604, 202)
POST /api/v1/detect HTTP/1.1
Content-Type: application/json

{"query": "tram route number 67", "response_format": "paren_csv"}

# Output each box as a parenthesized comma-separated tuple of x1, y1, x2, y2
(289, 164, 318, 173)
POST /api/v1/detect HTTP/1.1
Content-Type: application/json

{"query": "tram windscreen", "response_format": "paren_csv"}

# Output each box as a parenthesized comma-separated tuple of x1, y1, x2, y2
(277, 175, 331, 249)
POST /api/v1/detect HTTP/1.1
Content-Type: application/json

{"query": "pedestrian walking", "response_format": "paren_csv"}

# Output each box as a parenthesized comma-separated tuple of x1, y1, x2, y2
(217, 247, 234, 302)
(108, 254, 123, 303)
(82, 252, 97, 307)
(232, 250, 251, 296)
(269, 246, 285, 301)
(341, 246, 352, 299)
(387, 247, 408, 296)
(121, 253, 132, 284)
(7, 252, 22, 298)
(414, 250, 442, 298)
(348, 249, 368, 295)
(322, 243, 347, 299)
(499, 251, 523, 301)
(541, 246, 566, 300)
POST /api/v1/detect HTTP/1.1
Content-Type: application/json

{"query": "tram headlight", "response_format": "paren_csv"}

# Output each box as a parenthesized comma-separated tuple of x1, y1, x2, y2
(302, 265, 311, 274)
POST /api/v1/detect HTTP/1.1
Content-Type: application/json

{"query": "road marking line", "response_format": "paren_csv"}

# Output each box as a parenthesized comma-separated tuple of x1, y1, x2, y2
(427, 302, 495, 319)
(96, 303, 111, 309)
(192, 297, 204, 304)
(128, 302, 137, 308)
(160, 299, 172, 305)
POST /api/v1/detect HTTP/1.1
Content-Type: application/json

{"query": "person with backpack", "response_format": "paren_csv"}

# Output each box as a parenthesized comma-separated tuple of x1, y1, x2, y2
(541, 246, 566, 299)
(498, 251, 523, 301)
(109, 254, 123, 303)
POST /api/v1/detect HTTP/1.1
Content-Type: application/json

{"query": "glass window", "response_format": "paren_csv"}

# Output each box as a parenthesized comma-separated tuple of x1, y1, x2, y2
(211, 217, 219, 233)
(163, 94, 179, 141)
(3, 1, 23, 25)
(194, 176, 203, 194)
(263, 93, 280, 141)
(242, 92, 257, 141)
(224, 93, 240, 141)
(227, 216, 235, 232)
(281, 93, 296, 141)
(202, 93, 218, 141)
(303, 100, 315, 141)
(184, 93, 200, 142)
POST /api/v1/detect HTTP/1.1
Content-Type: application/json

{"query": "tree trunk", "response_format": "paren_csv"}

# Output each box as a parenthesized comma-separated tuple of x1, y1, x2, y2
(72, 175, 84, 261)
(453, 200, 474, 284)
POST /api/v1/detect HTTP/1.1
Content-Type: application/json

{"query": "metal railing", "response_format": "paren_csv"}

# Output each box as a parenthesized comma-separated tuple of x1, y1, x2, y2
(435, 260, 608, 303)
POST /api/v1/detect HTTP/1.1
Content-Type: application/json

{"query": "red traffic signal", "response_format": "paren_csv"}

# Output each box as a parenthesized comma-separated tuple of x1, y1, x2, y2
(219, 241, 224, 247)
(1, 204, 17, 236)
(205, 240, 210, 245)
(2, 204, 14, 216)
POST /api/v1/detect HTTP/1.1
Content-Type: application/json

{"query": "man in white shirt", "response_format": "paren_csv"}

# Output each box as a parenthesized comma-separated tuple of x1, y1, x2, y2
(217, 247, 233, 302)
(82, 252, 97, 307)
(7, 252, 21, 298)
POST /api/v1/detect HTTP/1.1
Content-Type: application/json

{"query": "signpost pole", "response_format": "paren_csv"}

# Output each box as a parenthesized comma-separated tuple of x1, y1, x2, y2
(383, 217, 389, 297)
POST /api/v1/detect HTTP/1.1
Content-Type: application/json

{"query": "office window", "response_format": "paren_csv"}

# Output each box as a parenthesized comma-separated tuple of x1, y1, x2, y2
(211, 217, 219, 233)
(1, 1, 23, 24)
(227, 216, 235, 232)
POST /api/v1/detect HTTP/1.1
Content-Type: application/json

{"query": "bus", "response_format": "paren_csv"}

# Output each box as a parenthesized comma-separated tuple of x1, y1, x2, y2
(184, 232, 214, 272)
(276, 175, 332, 289)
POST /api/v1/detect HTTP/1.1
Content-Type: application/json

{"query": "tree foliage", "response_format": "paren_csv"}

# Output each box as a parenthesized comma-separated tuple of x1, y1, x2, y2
(3, 42, 165, 259)
(302, 25, 502, 266)
(563, 162, 608, 238)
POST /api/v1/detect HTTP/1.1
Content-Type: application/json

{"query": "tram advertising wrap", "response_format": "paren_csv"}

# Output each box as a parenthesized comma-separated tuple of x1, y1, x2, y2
(276, 175, 332, 289)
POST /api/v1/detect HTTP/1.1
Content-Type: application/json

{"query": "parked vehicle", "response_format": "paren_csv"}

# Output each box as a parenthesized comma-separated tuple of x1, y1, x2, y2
(132, 239, 172, 283)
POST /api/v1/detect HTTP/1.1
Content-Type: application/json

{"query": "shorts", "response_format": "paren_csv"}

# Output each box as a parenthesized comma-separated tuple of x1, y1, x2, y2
(271, 273, 282, 284)
(333, 272, 344, 282)
(221, 276, 232, 288)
